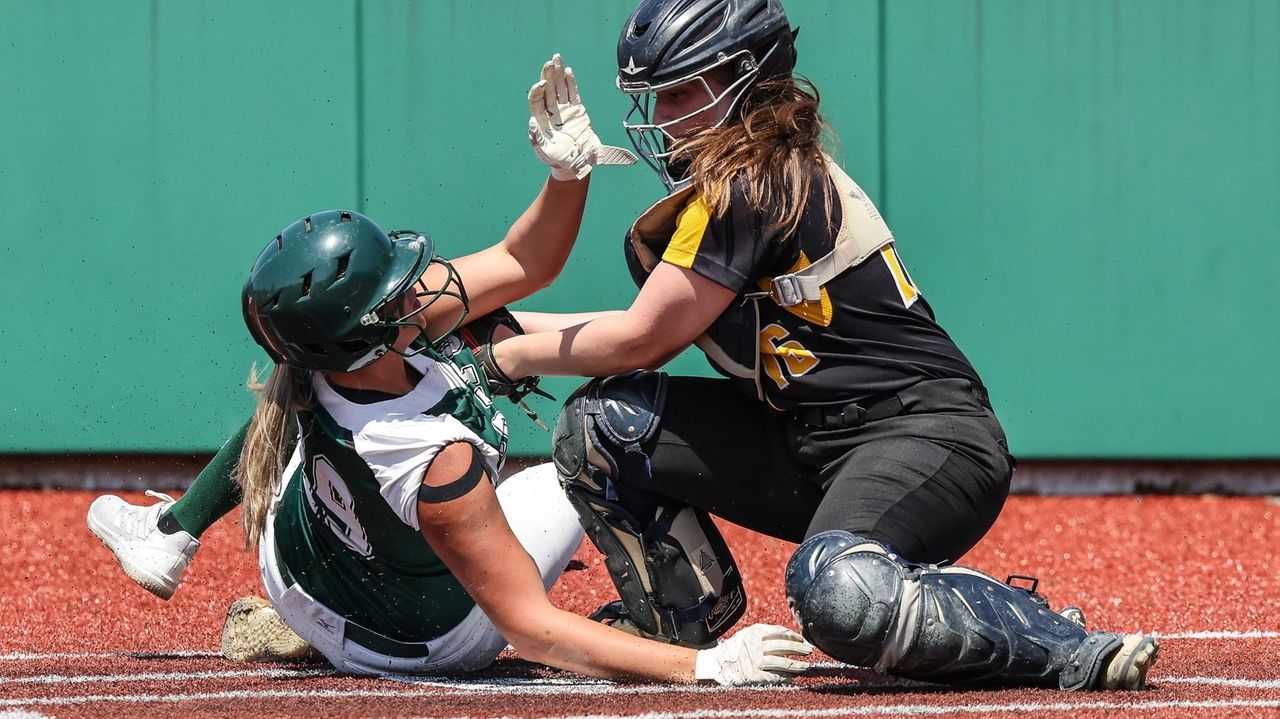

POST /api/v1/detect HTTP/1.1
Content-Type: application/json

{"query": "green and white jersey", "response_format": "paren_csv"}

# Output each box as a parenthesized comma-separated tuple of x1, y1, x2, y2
(273, 345, 508, 644)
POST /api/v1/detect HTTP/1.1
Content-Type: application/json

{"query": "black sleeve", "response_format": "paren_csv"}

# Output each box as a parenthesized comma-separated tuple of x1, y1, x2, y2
(660, 177, 779, 295)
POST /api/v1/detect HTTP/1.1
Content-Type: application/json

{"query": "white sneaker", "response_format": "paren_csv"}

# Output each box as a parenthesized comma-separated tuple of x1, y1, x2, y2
(86, 490, 200, 600)
(221, 596, 317, 662)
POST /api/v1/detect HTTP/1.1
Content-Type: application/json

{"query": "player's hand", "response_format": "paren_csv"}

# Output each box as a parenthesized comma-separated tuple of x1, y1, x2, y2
(528, 54, 636, 181)
(694, 624, 812, 686)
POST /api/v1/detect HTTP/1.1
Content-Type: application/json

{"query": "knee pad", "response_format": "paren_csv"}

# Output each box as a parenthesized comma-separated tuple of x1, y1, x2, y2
(785, 531, 903, 667)
(553, 371, 744, 645)
(786, 530, 1126, 690)
(553, 370, 667, 496)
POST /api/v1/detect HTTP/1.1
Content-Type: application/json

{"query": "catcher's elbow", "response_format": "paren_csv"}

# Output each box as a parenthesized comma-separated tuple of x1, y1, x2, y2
(606, 318, 666, 365)
(614, 338, 667, 372)
(632, 335, 688, 371)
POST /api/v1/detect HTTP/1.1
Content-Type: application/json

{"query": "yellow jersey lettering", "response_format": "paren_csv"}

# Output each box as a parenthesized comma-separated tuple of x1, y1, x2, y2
(760, 323, 819, 391)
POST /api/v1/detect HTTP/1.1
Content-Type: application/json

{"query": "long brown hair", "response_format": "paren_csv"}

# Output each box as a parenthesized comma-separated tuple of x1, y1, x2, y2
(676, 76, 834, 240)
(233, 363, 311, 548)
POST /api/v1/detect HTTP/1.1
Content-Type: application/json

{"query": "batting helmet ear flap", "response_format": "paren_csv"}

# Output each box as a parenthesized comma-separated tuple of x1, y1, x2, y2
(378, 238, 470, 360)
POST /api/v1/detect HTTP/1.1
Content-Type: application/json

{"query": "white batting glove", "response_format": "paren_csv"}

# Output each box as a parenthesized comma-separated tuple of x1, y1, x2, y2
(694, 624, 813, 686)
(528, 54, 636, 181)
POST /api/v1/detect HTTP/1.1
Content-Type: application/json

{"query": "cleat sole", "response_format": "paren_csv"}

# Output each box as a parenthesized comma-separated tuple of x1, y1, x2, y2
(221, 596, 317, 662)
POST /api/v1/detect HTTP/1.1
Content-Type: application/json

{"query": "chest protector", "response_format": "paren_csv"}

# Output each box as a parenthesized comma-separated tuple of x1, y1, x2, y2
(626, 157, 896, 402)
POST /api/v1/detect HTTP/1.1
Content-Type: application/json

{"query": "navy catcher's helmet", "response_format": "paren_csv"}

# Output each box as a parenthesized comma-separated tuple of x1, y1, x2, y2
(617, 0, 798, 190)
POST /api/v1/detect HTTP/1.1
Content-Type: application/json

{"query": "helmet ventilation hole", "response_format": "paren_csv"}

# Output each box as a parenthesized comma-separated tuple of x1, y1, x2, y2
(299, 271, 313, 298)
(274, 234, 284, 250)
(339, 211, 353, 222)
(335, 252, 351, 281)
(687, 9, 728, 47)
(303, 217, 313, 233)
(633, 21, 650, 37)
(265, 292, 281, 310)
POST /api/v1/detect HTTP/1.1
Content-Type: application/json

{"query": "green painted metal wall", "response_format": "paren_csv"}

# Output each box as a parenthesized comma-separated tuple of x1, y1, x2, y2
(2, 1, 1275, 458)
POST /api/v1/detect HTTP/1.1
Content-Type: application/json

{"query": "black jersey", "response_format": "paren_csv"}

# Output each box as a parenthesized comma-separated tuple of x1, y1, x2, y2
(626, 166, 981, 410)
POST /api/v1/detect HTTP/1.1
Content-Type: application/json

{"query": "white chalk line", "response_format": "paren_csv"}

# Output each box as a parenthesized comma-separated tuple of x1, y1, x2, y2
(2, 631, 1274, 664)
(1155, 630, 1280, 639)
(469, 701, 1280, 719)
(5, 691, 1280, 716)
(2, 667, 333, 685)
(0, 667, 805, 696)
(0, 690, 441, 709)
(0, 668, 1278, 700)
(2, 632, 1279, 711)
(0, 650, 220, 661)
(1160, 676, 1280, 689)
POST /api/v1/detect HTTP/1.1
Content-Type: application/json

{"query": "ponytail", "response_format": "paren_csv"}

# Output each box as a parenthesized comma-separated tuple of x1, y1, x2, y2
(233, 363, 311, 548)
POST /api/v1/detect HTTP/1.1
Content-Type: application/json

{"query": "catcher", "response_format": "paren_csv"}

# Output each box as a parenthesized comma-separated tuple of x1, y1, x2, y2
(481, 0, 1159, 691)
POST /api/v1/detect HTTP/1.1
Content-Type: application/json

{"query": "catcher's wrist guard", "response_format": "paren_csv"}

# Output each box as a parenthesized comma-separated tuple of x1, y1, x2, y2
(473, 341, 519, 396)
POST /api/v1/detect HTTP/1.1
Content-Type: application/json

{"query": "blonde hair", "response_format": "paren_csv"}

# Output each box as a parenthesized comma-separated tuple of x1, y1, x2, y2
(677, 76, 834, 240)
(233, 363, 311, 548)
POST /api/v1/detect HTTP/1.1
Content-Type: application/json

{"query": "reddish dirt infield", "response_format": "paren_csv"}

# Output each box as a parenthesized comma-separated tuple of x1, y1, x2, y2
(2, 490, 1278, 718)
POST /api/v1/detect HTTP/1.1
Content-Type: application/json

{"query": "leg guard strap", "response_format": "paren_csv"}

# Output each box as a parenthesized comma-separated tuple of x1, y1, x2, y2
(554, 370, 745, 644)
(1060, 633, 1126, 690)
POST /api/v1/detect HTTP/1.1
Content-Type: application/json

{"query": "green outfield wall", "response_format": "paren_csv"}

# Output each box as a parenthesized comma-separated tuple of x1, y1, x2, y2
(2, 1, 1276, 458)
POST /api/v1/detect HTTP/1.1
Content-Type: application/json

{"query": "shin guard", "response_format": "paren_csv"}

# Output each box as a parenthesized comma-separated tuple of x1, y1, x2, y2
(786, 531, 1129, 690)
(554, 372, 745, 645)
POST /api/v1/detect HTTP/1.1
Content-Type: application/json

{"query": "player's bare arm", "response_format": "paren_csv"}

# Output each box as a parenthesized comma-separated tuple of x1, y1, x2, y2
(509, 310, 623, 334)
(415, 441, 810, 684)
(495, 261, 736, 379)
(415, 55, 633, 340)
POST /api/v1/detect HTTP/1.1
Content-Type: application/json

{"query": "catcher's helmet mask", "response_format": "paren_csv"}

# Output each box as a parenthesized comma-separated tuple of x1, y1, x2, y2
(616, 0, 798, 191)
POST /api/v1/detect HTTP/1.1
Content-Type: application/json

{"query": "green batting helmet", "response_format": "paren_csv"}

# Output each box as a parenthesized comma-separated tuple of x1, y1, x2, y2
(242, 209, 440, 372)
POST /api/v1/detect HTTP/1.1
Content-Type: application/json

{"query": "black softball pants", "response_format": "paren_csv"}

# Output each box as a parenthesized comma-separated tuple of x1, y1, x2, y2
(620, 376, 1015, 565)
